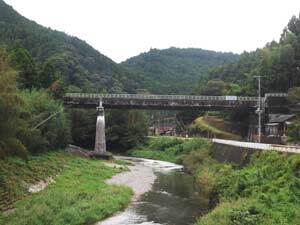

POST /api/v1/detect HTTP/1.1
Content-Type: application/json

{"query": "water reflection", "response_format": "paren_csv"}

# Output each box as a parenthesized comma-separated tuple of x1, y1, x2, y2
(136, 171, 207, 225)
(99, 158, 210, 225)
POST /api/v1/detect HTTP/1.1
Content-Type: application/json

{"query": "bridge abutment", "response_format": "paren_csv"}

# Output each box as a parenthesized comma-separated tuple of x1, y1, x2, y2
(94, 101, 106, 154)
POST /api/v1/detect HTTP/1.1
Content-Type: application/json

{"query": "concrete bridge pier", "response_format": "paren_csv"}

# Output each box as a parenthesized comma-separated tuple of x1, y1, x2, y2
(94, 100, 106, 154)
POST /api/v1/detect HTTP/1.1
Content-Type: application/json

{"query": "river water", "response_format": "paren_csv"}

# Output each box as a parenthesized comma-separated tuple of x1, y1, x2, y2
(99, 157, 209, 225)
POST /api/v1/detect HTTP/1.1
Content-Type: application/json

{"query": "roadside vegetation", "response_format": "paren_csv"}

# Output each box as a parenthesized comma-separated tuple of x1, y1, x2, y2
(130, 136, 300, 225)
(0, 151, 132, 225)
(188, 116, 241, 140)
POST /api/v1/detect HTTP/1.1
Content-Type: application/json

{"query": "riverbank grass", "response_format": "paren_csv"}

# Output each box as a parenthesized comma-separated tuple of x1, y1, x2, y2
(1, 152, 133, 225)
(129, 136, 300, 224)
(129, 136, 210, 163)
(189, 116, 241, 140)
(197, 151, 300, 225)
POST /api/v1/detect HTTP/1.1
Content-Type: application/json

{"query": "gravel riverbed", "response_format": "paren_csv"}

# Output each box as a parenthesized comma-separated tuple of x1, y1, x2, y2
(97, 156, 183, 225)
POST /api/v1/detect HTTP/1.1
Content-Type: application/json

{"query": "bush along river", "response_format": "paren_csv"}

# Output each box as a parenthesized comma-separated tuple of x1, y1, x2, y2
(98, 157, 210, 225)
(126, 137, 300, 225)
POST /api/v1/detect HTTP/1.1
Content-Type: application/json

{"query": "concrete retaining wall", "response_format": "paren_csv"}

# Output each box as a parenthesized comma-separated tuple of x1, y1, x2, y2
(211, 138, 300, 165)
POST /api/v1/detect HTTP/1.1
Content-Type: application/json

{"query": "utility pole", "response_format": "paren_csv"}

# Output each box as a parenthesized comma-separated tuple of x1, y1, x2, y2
(254, 76, 262, 143)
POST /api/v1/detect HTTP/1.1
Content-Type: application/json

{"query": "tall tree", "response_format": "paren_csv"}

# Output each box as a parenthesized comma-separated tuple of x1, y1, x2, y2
(0, 48, 27, 159)
(9, 46, 38, 88)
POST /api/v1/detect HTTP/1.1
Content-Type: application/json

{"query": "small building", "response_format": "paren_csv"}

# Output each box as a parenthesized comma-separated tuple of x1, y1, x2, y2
(265, 114, 296, 143)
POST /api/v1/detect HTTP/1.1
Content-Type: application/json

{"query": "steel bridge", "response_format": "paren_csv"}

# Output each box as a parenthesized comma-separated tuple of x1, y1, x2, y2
(63, 92, 288, 154)
(64, 92, 288, 111)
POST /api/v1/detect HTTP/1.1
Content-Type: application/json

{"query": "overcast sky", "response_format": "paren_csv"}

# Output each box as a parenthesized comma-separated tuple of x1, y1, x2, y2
(4, 0, 300, 62)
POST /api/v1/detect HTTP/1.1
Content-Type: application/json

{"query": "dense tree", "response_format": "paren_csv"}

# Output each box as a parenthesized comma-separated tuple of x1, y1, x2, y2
(0, 0, 155, 154)
(197, 79, 242, 96)
(122, 48, 239, 94)
(9, 46, 38, 88)
(198, 14, 300, 96)
(106, 110, 148, 151)
(0, 47, 70, 159)
(69, 109, 148, 152)
(0, 0, 141, 94)
(200, 79, 227, 96)
(288, 86, 300, 104)
(70, 109, 97, 149)
(0, 48, 27, 159)
(287, 15, 300, 35)
(19, 89, 71, 153)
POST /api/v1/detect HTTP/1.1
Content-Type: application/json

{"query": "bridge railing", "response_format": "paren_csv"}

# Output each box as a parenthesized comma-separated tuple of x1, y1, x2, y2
(264, 93, 288, 98)
(65, 93, 259, 102)
(212, 138, 300, 154)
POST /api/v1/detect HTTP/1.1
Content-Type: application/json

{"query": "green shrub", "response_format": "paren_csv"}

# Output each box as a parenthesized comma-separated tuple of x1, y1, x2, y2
(0, 48, 71, 158)
(129, 137, 210, 163)
(287, 123, 300, 142)
(199, 151, 300, 225)
(19, 89, 71, 153)
(197, 199, 264, 225)
(145, 136, 184, 151)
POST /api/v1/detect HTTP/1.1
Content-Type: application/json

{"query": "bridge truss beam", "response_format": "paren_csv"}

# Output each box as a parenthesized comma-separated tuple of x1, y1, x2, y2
(64, 93, 260, 111)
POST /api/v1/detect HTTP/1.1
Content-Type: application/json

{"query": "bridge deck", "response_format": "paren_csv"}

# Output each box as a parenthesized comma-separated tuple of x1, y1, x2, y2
(64, 93, 259, 111)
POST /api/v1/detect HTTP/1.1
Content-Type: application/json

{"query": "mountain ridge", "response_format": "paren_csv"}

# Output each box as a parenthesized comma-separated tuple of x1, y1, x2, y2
(0, 0, 140, 93)
(0, 0, 239, 95)
(122, 47, 239, 94)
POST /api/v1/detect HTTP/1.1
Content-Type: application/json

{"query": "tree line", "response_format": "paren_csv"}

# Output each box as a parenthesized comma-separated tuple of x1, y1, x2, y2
(0, 45, 148, 159)
(197, 14, 300, 97)
(0, 47, 69, 159)
(0, 0, 149, 159)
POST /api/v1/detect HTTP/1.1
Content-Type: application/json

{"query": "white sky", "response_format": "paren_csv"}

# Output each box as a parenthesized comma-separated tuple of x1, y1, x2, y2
(4, 0, 300, 63)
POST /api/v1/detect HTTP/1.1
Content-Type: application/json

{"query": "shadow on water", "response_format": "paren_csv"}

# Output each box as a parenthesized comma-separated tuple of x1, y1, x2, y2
(136, 171, 209, 225)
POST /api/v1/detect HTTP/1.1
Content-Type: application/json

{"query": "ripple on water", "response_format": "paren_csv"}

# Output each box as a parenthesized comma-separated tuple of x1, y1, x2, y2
(98, 206, 164, 225)
(98, 157, 207, 225)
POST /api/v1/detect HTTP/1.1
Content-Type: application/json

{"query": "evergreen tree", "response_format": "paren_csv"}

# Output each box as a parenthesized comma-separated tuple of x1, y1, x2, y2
(9, 46, 38, 88)
(0, 48, 27, 159)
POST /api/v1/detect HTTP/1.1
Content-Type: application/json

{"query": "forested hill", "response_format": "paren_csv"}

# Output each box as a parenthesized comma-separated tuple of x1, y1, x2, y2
(197, 14, 300, 97)
(0, 0, 142, 93)
(122, 48, 239, 94)
(0, 0, 239, 95)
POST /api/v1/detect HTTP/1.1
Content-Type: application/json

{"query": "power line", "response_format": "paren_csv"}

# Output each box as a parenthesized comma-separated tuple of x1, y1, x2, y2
(32, 108, 64, 130)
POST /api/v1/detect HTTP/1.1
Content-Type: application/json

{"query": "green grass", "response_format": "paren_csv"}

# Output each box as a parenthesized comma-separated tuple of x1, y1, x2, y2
(196, 151, 300, 225)
(0, 151, 75, 209)
(0, 152, 133, 225)
(181, 144, 300, 225)
(129, 136, 210, 163)
(197, 198, 264, 225)
(128, 136, 300, 224)
(113, 159, 133, 166)
(189, 117, 241, 140)
(130, 149, 178, 162)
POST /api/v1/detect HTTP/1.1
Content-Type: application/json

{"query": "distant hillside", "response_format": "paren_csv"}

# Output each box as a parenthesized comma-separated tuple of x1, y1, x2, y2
(0, 0, 141, 93)
(122, 47, 239, 94)
(197, 14, 300, 96)
(0, 0, 239, 95)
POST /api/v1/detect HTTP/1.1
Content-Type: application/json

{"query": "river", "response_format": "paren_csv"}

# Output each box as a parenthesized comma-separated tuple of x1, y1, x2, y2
(98, 157, 209, 225)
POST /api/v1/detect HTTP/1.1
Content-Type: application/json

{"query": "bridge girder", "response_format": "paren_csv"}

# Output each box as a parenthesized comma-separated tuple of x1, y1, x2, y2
(64, 94, 257, 112)
(64, 93, 289, 112)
